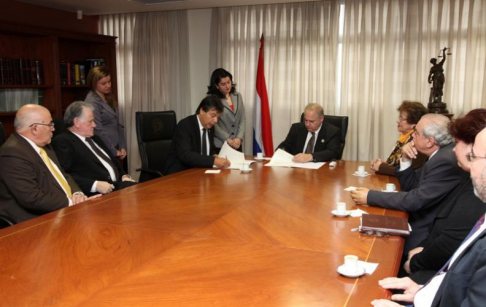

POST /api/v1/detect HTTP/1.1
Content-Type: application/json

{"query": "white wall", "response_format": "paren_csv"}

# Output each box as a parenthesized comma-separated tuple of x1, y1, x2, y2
(188, 9, 212, 112)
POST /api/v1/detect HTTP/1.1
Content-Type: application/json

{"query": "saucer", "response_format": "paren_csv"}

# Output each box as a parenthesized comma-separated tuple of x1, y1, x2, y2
(331, 210, 350, 217)
(337, 265, 366, 278)
(241, 168, 252, 173)
(381, 189, 398, 193)
(353, 172, 370, 177)
(254, 157, 265, 161)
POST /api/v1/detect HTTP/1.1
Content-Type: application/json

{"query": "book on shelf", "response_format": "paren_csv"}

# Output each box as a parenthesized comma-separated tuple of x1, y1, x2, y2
(0, 58, 43, 85)
(60, 59, 102, 86)
(359, 214, 411, 236)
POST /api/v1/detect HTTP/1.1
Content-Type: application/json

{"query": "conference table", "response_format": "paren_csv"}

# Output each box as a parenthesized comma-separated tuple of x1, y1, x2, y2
(0, 160, 406, 306)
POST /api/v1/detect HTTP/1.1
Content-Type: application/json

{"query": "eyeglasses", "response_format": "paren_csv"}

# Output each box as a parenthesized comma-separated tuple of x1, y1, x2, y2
(29, 121, 55, 128)
(466, 148, 486, 162)
(398, 116, 408, 122)
(361, 230, 388, 238)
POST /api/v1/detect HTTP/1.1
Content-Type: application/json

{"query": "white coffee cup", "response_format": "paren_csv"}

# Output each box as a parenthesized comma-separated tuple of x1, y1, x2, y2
(336, 202, 347, 214)
(257, 152, 263, 159)
(385, 183, 396, 192)
(242, 163, 250, 171)
(344, 255, 359, 273)
(357, 166, 365, 174)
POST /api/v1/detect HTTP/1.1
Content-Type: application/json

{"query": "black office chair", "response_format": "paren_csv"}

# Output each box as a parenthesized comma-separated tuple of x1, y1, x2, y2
(0, 122, 6, 147)
(0, 214, 14, 229)
(136, 111, 177, 182)
(301, 113, 349, 160)
(52, 118, 66, 138)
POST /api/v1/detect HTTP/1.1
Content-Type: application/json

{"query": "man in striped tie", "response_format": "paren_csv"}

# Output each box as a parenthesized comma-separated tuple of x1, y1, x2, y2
(371, 125, 486, 307)
(0, 104, 92, 224)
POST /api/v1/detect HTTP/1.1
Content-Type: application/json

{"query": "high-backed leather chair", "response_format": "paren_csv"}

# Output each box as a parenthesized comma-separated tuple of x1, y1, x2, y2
(0, 214, 14, 229)
(52, 118, 66, 138)
(301, 113, 349, 160)
(0, 122, 6, 147)
(136, 111, 177, 182)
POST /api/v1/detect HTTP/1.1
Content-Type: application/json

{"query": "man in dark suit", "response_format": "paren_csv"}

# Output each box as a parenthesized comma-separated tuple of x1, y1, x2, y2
(277, 103, 341, 162)
(52, 101, 136, 196)
(163, 96, 231, 175)
(0, 104, 91, 224)
(351, 114, 468, 255)
(371, 127, 486, 307)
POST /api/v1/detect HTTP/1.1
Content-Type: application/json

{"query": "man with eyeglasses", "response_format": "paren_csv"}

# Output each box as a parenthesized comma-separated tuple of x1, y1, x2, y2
(277, 103, 341, 163)
(351, 114, 469, 256)
(0, 104, 95, 224)
(371, 126, 486, 307)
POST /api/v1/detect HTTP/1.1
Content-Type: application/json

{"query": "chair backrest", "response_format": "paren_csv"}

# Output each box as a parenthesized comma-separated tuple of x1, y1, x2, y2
(52, 118, 66, 138)
(0, 214, 14, 229)
(300, 113, 349, 160)
(0, 122, 6, 147)
(136, 111, 177, 175)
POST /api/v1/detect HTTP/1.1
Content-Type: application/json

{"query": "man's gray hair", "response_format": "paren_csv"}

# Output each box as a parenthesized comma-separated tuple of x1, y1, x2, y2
(421, 113, 454, 146)
(64, 101, 94, 128)
(304, 103, 324, 117)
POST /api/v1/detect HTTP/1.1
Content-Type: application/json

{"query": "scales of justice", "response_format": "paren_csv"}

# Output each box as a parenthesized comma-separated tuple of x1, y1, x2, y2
(428, 47, 452, 116)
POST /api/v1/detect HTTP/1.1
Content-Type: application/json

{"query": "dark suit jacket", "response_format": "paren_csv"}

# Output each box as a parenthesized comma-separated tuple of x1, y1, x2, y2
(430, 223, 486, 306)
(409, 178, 486, 284)
(367, 143, 469, 254)
(52, 131, 126, 195)
(163, 114, 217, 175)
(0, 133, 81, 223)
(277, 121, 341, 162)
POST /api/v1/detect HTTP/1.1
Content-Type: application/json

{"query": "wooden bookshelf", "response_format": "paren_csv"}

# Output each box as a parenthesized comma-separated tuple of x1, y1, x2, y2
(0, 21, 117, 137)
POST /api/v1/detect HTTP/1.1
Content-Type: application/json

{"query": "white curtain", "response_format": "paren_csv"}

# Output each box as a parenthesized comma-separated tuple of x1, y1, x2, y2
(100, 11, 190, 177)
(341, 0, 486, 162)
(210, 2, 341, 154)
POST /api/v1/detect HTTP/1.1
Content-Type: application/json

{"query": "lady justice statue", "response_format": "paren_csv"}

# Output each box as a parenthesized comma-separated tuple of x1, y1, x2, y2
(428, 47, 451, 114)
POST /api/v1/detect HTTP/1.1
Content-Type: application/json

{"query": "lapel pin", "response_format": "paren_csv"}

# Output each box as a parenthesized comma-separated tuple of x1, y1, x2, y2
(321, 139, 325, 143)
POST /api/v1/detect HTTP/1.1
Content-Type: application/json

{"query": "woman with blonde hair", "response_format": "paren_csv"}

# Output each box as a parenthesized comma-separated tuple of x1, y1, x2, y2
(85, 66, 126, 160)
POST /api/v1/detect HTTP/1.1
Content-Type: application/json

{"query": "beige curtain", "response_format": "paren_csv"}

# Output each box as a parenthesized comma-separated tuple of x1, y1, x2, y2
(100, 11, 190, 177)
(210, 2, 340, 154)
(341, 0, 486, 162)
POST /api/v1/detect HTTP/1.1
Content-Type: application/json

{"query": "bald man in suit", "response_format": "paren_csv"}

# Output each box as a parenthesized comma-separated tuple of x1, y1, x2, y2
(0, 104, 94, 224)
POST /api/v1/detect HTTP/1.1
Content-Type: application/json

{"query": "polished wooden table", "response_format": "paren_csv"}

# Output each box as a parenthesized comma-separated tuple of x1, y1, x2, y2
(0, 160, 405, 306)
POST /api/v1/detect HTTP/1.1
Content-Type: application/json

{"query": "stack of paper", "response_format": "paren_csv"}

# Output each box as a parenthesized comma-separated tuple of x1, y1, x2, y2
(265, 149, 325, 170)
(218, 142, 255, 170)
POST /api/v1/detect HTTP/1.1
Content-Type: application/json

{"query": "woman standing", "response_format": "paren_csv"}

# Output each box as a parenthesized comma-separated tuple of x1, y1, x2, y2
(370, 101, 428, 175)
(207, 68, 246, 151)
(85, 66, 126, 160)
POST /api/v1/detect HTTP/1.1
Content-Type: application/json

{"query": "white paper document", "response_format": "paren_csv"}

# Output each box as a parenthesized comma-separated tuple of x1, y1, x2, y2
(265, 149, 325, 170)
(218, 142, 255, 170)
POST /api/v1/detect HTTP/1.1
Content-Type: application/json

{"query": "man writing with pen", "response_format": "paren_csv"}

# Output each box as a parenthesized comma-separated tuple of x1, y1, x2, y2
(163, 96, 231, 175)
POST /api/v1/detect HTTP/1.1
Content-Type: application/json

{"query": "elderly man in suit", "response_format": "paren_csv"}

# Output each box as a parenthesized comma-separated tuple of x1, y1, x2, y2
(351, 114, 468, 255)
(277, 103, 341, 163)
(0, 104, 91, 224)
(163, 96, 231, 175)
(371, 127, 486, 307)
(52, 101, 136, 196)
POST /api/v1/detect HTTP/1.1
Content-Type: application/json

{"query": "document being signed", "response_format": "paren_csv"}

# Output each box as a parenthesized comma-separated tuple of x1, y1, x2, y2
(265, 149, 325, 169)
(218, 142, 255, 170)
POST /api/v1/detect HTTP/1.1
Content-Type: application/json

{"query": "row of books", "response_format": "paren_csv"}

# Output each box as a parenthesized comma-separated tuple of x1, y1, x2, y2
(0, 58, 44, 85)
(0, 89, 42, 112)
(60, 58, 106, 86)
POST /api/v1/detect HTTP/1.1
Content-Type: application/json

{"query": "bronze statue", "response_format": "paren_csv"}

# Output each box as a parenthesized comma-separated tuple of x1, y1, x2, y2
(428, 47, 448, 104)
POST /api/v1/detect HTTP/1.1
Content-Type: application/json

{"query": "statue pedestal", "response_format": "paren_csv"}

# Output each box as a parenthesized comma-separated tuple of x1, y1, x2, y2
(428, 102, 453, 119)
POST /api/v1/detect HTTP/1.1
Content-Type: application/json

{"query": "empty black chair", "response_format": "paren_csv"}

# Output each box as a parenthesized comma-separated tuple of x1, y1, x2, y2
(301, 113, 349, 160)
(136, 111, 177, 182)
(0, 214, 14, 229)
(0, 122, 6, 147)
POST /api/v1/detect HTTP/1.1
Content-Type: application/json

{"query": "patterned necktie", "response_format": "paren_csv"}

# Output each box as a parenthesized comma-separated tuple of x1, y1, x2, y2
(202, 129, 208, 155)
(305, 132, 315, 153)
(39, 147, 72, 197)
(85, 138, 120, 181)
